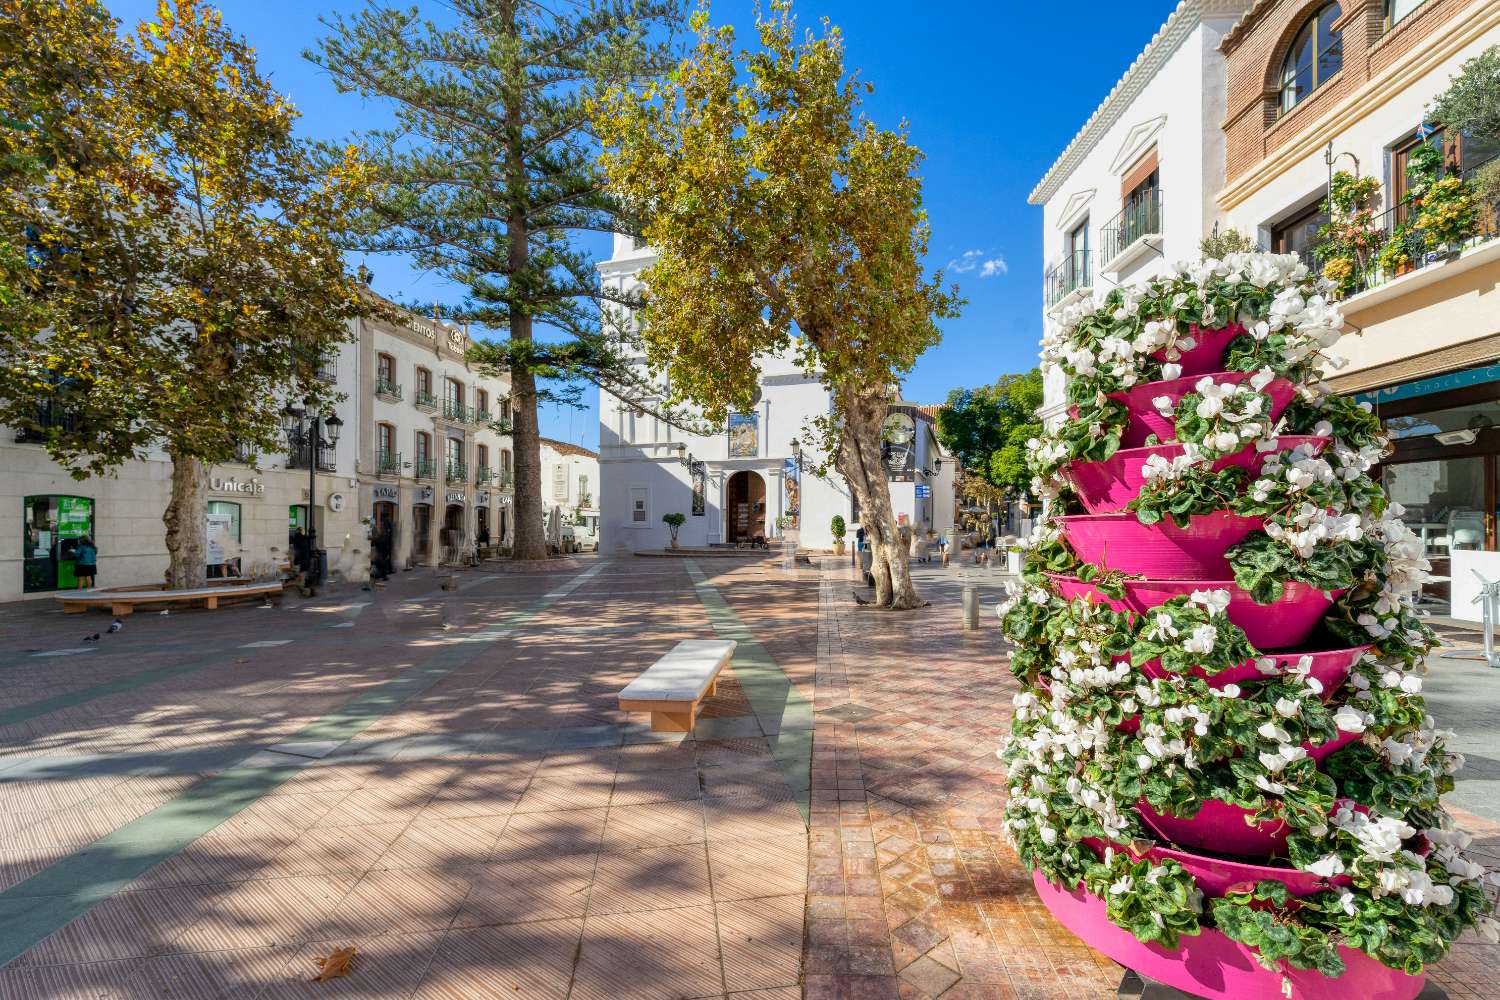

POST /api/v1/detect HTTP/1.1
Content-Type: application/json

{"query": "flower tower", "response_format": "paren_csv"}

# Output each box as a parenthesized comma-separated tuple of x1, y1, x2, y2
(999, 253, 1497, 999)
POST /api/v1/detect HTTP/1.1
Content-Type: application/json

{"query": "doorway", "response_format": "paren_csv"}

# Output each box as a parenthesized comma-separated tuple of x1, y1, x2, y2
(22, 495, 95, 593)
(412, 503, 432, 562)
(441, 503, 466, 562)
(725, 470, 766, 543)
(476, 506, 490, 547)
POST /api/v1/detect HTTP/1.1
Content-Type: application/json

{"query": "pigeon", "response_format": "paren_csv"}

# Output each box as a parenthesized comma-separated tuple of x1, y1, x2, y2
(83, 633, 100, 642)
(107, 620, 122, 633)
(851, 590, 871, 606)
(159, 609, 170, 616)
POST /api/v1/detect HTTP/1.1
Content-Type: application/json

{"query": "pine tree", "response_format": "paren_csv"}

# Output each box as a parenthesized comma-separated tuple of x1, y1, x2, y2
(311, 0, 684, 561)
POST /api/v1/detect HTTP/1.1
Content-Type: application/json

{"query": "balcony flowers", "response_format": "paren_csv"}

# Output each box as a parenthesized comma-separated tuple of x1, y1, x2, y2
(1415, 176, 1479, 252)
(1313, 172, 1384, 297)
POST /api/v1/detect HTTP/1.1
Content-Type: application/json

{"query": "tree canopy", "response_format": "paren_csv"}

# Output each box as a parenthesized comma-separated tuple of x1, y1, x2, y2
(311, 0, 684, 560)
(0, 0, 374, 586)
(595, 0, 960, 608)
(935, 370, 1042, 497)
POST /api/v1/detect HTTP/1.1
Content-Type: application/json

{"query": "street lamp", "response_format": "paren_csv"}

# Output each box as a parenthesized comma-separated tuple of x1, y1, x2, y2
(789, 437, 802, 462)
(283, 401, 342, 593)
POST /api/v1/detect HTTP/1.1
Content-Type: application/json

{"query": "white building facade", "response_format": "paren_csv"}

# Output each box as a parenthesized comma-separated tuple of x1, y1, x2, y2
(538, 438, 600, 543)
(596, 236, 854, 553)
(2, 299, 512, 601)
(1030, 0, 1253, 426)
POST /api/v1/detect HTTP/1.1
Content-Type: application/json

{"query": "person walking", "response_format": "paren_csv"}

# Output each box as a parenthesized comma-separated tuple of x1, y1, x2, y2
(73, 536, 97, 590)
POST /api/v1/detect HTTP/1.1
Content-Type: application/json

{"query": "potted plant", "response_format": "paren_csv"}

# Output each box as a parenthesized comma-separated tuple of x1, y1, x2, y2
(830, 514, 847, 555)
(1416, 175, 1478, 257)
(661, 512, 686, 549)
(1378, 228, 1413, 277)
(1008, 253, 1497, 999)
(1313, 172, 1382, 297)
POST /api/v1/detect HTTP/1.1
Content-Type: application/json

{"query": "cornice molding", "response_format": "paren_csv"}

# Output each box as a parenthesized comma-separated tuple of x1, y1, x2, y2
(1030, 2, 1250, 205)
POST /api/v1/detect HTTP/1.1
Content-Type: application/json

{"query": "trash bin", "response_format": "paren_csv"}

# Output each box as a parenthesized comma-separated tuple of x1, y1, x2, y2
(311, 548, 329, 587)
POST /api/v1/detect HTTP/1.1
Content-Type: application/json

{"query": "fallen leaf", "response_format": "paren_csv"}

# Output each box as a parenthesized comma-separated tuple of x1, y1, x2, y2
(311, 945, 357, 982)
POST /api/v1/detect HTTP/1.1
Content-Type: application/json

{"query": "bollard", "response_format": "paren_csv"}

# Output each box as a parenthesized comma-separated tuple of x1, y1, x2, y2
(962, 584, 979, 631)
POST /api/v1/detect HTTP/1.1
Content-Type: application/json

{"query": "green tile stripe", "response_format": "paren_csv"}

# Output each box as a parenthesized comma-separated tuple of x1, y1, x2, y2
(684, 559, 813, 822)
(0, 561, 605, 968)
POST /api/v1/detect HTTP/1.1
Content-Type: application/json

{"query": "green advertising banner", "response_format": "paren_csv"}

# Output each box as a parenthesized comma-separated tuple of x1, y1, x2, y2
(57, 496, 93, 539)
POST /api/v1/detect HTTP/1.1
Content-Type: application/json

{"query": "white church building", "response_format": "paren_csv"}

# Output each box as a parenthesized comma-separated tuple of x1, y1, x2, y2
(596, 236, 855, 553)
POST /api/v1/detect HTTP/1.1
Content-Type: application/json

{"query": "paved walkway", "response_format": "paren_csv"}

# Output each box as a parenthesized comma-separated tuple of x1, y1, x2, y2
(0, 554, 1494, 999)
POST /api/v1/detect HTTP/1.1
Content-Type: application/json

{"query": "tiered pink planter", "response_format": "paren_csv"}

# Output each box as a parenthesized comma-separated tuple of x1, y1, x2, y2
(1034, 330, 1406, 996)
(1108, 372, 1297, 448)
(1068, 435, 1330, 514)
(1033, 873, 1426, 1000)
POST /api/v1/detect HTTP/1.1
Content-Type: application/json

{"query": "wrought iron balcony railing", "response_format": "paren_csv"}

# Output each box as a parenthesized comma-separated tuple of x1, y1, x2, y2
(1044, 250, 1092, 307)
(1100, 189, 1163, 268)
(376, 450, 402, 478)
(446, 459, 469, 483)
(414, 389, 437, 410)
(413, 457, 437, 480)
(442, 399, 475, 423)
(376, 377, 403, 400)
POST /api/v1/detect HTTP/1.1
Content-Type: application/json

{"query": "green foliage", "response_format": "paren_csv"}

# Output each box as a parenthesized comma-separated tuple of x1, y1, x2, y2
(1314, 172, 1384, 295)
(0, 0, 375, 586)
(1129, 466, 1246, 528)
(595, 1, 961, 609)
(829, 514, 846, 540)
(1211, 882, 1347, 977)
(1082, 853, 1203, 949)
(937, 370, 1043, 494)
(1199, 226, 1257, 259)
(1131, 595, 1257, 677)
(1429, 45, 1500, 147)
(662, 511, 685, 541)
(312, 0, 685, 560)
(1227, 534, 1377, 605)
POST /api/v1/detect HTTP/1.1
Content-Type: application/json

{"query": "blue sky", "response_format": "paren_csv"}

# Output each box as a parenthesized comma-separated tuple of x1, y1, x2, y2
(108, 0, 1182, 446)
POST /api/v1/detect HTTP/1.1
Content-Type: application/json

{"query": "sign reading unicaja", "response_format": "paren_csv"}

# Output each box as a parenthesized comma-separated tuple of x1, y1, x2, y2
(211, 476, 265, 496)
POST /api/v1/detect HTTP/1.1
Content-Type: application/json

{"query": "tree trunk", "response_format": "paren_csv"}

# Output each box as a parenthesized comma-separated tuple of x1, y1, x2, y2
(500, 0, 547, 563)
(509, 367, 548, 561)
(838, 390, 922, 611)
(164, 451, 208, 590)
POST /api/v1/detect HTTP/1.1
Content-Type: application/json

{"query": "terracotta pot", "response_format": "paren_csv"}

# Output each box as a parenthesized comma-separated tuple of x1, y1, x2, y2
(1057, 511, 1261, 579)
(1122, 579, 1342, 650)
(1066, 435, 1330, 514)
(1107, 371, 1297, 449)
(1032, 873, 1426, 1000)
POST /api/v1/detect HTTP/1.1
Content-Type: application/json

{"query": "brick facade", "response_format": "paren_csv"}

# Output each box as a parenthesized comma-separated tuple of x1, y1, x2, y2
(1221, 0, 1476, 180)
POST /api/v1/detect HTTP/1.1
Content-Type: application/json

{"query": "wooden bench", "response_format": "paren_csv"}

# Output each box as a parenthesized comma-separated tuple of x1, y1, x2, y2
(618, 639, 737, 733)
(57, 582, 283, 616)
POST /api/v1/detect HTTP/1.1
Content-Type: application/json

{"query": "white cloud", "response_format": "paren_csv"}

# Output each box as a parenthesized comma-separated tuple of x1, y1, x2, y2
(946, 249, 1007, 279)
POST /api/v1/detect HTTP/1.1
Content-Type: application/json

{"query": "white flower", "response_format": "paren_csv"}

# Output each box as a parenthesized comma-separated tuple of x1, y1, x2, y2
(1109, 876, 1134, 896)
(1274, 697, 1301, 719)
(1189, 589, 1232, 616)
(1152, 395, 1176, 417)
(1305, 854, 1345, 877)
(1183, 623, 1217, 655)
(1161, 363, 1183, 380)
(1333, 704, 1370, 734)
(1335, 890, 1357, 916)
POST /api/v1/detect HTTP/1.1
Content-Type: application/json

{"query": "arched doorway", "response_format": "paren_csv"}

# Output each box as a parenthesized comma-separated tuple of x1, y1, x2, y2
(411, 503, 432, 563)
(441, 503, 465, 562)
(725, 471, 766, 543)
(476, 506, 490, 549)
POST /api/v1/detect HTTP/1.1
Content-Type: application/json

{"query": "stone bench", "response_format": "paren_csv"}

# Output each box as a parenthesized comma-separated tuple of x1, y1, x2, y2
(618, 639, 737, 733)
(57, 582, 283, 616)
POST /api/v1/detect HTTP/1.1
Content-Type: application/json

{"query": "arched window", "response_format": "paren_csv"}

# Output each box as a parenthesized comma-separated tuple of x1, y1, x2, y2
(1278, 4, 1342, 115)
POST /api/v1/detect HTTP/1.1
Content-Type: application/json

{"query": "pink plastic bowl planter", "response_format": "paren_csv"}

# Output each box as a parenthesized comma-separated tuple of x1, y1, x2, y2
(1149, 323, 1245, 378)
(1081, 837, 1351, 899)
(1066, 435, 1330, 514)
(1057, 511, 1262, 579)
(1137, 642, 1370, 692)
(1032, 872, 1426, 1000)
(1107, 371, 1297, 449)
(1136, 798, 1296, 859)
(1122, 579, 1342, 650)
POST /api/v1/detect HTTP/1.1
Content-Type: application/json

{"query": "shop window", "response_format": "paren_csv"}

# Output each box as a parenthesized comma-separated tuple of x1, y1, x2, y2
(1270, 200, 1329, 268)
(206, 500, 242, 578)
(22, 495, 94, 593)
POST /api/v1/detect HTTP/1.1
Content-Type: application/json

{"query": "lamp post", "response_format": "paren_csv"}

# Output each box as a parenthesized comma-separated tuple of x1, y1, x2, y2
(282, 401, 343, 593)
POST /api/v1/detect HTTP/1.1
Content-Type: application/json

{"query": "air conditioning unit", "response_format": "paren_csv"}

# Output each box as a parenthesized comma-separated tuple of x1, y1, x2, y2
(1436, 429, 1478, 446)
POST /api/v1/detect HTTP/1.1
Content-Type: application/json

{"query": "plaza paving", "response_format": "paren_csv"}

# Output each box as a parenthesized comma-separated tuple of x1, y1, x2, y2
(0, 555, 1493, 999)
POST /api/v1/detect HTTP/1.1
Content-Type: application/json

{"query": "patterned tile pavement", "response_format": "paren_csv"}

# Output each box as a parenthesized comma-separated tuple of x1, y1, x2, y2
(0, 553, 1495, 998)
(804, 556, 1500, 1000)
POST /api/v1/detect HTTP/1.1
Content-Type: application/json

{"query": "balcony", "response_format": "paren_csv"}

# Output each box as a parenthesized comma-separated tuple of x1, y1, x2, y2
(13, 401, 78, 444)
(475, 466, 496, 485)
(413, 457, 437, 480)
(498, 470, 514, 489)
(446, 459, 468, 483)
(1044, 250, 1092, 309)
(1318, 155, 1499, 301)
(476, 408, 493, 425)
(315, 361, 338, 384)
(376, 450, 402, 478)
(1100, 190, 1164, 273)
(414, 389, 437, 411)
(376, 377, 403, 401)
(287, 441, 337, 473)
(442, 399, 475, 424)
